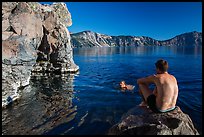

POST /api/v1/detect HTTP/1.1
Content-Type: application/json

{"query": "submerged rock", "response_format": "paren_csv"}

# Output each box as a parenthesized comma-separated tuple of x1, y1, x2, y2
(108, 106, 199, 135)
(2, 2, 79, 108)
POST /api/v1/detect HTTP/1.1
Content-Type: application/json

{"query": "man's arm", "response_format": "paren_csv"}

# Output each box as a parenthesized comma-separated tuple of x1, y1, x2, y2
(153, 86, 157, 96)
(137, 75, 155, 85)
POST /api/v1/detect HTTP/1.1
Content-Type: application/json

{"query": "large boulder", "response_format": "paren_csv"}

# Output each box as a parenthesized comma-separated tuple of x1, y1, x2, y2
(2, 2, 79, 108)
(108, 106, 199, 135)
(31, 2, 79, 73)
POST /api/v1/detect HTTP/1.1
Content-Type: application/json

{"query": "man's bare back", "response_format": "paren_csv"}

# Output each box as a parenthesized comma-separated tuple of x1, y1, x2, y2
(137, 59, 179, 113)
(153, 72, 178, 110)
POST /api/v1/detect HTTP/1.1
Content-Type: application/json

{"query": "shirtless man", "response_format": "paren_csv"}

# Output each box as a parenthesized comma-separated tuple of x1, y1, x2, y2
(137, 59, 178, 113)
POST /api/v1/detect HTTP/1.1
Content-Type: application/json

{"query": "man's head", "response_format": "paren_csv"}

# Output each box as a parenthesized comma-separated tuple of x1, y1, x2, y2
(120, 81, 126, 88)
(155, 59, 168, 74)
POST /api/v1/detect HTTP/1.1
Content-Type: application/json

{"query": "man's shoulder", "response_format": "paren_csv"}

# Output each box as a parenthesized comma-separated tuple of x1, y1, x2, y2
(152, 74, 160, 78)
(167, 73, 176, 78)
(169, 74, 177, 81)
(146, 74, 158, 81)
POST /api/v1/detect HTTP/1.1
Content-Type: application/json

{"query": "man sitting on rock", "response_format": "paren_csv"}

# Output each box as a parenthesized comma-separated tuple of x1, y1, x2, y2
(137, 59, 178, 113)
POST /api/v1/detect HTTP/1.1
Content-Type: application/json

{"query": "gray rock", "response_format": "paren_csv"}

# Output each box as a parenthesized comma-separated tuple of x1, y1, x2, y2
(108, 106, 199, 135)
(2, 64, 32, 107)
(2, 2, 79, 108)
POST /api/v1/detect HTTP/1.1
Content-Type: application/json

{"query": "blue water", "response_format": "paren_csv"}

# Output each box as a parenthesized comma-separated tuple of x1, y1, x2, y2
(2, 46, 202, 135)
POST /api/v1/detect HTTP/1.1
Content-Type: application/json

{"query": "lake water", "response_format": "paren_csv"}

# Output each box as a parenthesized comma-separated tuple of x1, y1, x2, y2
(2, 46, 202, 135)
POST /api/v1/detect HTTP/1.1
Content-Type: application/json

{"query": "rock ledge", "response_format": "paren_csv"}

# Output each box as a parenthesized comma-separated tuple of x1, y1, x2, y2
(108, 106, 199, 135)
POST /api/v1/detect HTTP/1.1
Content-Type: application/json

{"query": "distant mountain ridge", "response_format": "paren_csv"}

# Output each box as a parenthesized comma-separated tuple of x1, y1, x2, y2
(70, 31, 202, 48)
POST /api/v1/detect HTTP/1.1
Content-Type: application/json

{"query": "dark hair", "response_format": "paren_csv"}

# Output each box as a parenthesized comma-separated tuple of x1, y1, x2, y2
(155, 59, 168, 73)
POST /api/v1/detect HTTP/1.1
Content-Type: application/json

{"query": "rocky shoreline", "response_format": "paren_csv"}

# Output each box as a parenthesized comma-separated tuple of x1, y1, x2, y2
(2, 2, 200, 135)
(2, 2, 79, 108)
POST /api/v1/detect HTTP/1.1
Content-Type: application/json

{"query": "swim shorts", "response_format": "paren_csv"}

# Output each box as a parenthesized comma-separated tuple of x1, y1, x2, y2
(147, 94, 176, 113)
(147, 94, 158, 113)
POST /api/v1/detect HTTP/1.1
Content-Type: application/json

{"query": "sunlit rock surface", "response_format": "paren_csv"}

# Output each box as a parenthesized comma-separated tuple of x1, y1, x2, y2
(2, 2, 79, 108)
(71, 31, 202, 48)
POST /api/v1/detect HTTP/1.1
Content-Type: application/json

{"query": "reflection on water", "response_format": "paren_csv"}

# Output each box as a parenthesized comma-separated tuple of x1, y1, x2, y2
(2, 73, 78, 135)
(2, 45, 202, 135)
(72, 45, 202, 134)
(74, 46, 202, 57)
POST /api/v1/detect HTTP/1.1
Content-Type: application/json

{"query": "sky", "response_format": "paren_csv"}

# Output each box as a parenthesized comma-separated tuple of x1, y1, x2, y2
(39, 2, 202, 40)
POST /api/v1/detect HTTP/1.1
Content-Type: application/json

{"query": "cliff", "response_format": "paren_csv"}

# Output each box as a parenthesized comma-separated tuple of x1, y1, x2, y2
(2, 2, 79, 108)
(159, 31, 202, 46)
(71, 31, 202, 48)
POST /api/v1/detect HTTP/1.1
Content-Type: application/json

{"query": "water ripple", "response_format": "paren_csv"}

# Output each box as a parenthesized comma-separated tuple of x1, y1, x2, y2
(2, 46, 202, 135)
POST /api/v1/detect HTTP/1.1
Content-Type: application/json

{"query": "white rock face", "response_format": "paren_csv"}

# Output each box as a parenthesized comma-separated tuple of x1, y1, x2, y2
(2, 2, 78, 108)
(71, 31, 202, 48)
